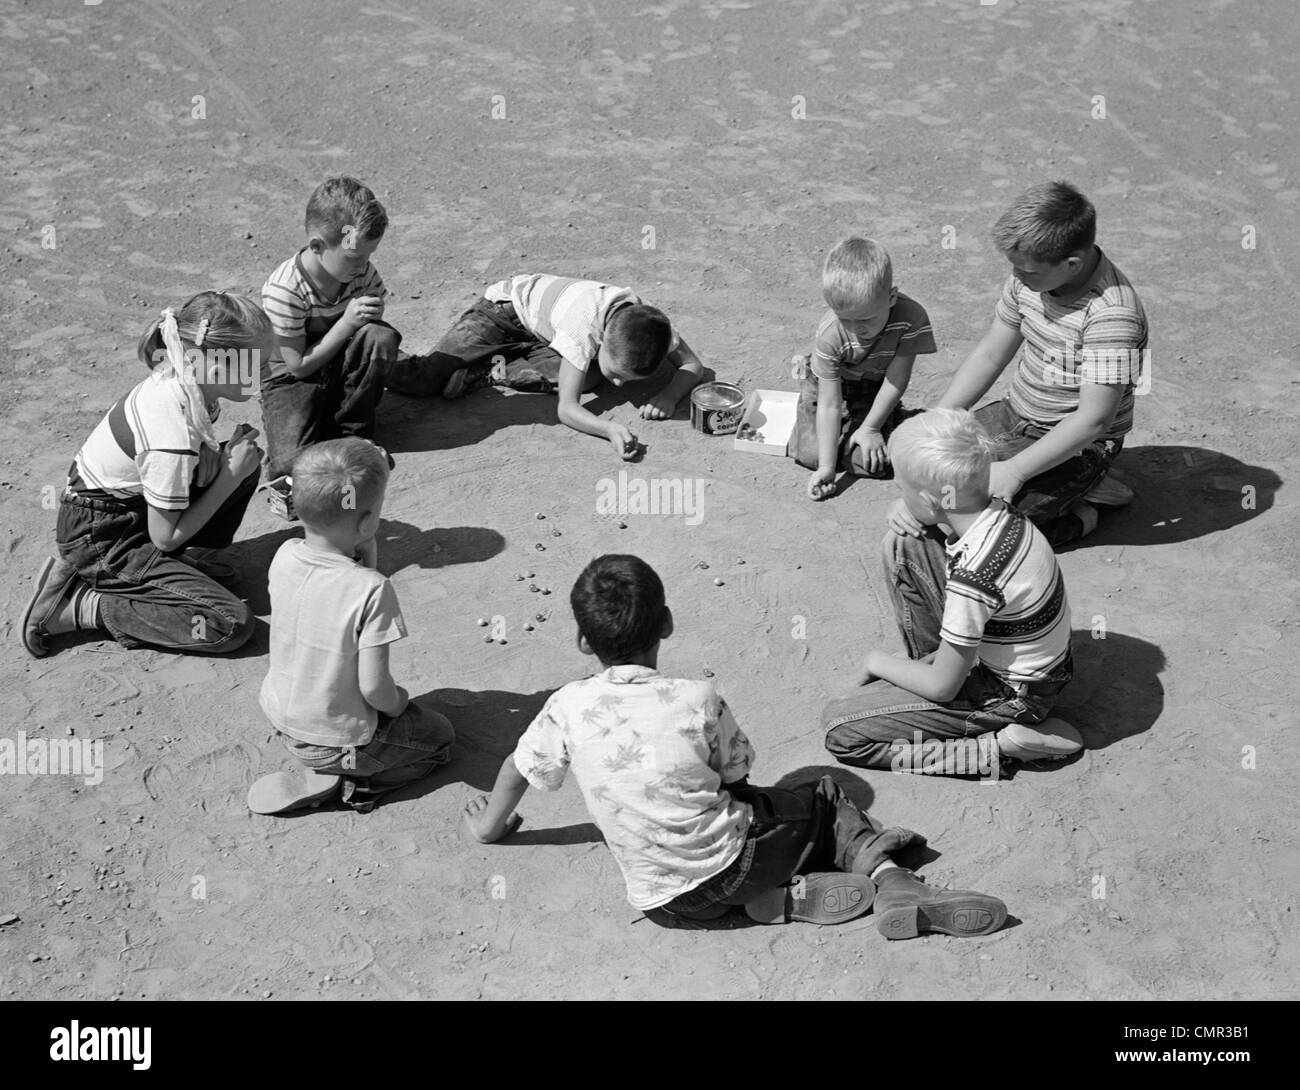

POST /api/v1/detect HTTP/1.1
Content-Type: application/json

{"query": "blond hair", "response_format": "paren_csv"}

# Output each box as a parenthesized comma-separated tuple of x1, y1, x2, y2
(822, 237, 892, 311)
(888, 408, 996, 499)
(291, 438, 389, 529)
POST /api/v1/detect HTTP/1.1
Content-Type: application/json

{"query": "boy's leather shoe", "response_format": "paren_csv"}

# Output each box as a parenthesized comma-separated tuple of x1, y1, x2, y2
(874, 868, 1007, 939)
(995, 718, 1084, 762)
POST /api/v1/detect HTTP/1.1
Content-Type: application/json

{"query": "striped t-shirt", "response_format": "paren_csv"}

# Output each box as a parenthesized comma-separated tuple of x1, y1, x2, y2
(483, 274, 679, 373)
(996, 249, 1148, 440)
(68, 374, 217, 510)
(940, 502, 1072, 685)
(811, 291, 937, 383)
(261, 250, 386, 380)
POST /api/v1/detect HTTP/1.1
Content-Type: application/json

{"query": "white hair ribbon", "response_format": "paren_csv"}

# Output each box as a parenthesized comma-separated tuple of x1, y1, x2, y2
(156, 307, 220, 452)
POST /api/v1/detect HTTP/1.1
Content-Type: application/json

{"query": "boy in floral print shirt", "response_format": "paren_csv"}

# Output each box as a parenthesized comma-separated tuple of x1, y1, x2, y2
(463, 555, 1009, 938)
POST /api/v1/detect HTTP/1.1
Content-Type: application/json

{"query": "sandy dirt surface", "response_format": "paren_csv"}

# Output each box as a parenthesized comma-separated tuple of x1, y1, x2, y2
(1, 0, 1296, 1000)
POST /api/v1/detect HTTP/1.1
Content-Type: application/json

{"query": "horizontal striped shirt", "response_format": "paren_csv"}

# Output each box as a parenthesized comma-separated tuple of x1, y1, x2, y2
(261, 250, 386, 380)
(68, 375, 217, 510)
(941, 502, 1071, 685)
(996, 249, 1148, 440)
(811, 291, 937, 383)
(483, 273, 679, 374)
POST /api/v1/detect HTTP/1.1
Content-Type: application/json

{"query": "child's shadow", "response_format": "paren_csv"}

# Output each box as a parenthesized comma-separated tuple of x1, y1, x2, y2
(233, 519, 505, 617)
(381, 387, 560, 454)
(1051, 628, 1167, 756)
(1068, 445, 1281, 550)
(377, 685, 600, 847)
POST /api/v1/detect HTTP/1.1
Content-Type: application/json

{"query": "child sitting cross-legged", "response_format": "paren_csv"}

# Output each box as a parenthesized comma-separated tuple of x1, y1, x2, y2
(823, 408, 1084, 776)
(463, 554, 1007, 939)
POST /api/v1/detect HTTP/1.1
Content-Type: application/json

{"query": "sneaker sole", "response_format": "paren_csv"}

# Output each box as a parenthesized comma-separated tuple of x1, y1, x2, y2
(877, 896, 1008, 939)
(745, 875, 875, 925)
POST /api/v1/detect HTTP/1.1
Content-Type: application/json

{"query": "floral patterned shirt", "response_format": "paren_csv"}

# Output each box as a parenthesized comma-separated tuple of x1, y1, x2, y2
(513, 665, 755, 909)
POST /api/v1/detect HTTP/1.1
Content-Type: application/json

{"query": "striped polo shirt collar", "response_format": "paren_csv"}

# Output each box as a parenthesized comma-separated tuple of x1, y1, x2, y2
(944, 500, 1011, 562)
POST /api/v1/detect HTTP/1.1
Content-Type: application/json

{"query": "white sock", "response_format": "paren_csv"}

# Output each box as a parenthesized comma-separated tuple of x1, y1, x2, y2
(871, 861, 901, 880)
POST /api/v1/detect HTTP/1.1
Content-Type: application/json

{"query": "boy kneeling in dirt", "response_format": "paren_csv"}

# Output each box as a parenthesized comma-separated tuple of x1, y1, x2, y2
(463, 553, 1006, 938)
(249, 438, 454, 815)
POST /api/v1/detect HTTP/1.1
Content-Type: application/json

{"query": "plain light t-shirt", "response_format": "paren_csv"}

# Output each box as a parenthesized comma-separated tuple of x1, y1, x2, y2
(259, 539, 406, 747)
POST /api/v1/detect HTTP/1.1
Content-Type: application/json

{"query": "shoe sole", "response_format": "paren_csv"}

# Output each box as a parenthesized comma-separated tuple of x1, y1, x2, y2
(248, 772, 342, 815)
(745, 875, 875, 925)
(21, 556, 75, 658)
(877, 896, 1008, 939)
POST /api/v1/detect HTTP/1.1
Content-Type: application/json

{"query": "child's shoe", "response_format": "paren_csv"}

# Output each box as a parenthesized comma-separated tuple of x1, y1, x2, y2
(994, 718, 1084, 763)
(1084, 472, 1135, 507)
(873, 868, 1007, 939)
(443, 364, 495, 399)
(247, 770, 342, 815)
(21, 556, 80, 658)
(743, 872, 875, 925)
(1066, 501, 1099, 540)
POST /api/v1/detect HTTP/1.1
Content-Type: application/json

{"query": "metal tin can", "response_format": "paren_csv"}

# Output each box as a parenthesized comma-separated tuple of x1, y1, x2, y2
(690, 382, 745, 435)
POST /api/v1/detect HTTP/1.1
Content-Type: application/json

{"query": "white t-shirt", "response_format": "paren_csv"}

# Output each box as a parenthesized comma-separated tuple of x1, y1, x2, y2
(512, 665, 754, 910)
(483, 273, 679, 373)
(260, 539, 406, 747)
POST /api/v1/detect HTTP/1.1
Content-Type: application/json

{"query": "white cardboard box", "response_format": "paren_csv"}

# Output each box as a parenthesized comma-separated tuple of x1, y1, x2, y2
(733, 389, 799, 456)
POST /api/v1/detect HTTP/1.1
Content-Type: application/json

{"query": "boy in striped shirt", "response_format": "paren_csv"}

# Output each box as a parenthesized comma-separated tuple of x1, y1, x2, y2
(260, 177, 402, 480)
(913, 181, 1147, 546)
(386, 273, 705, 459)
(823, 409, 1083, 777)
(793, 236, 938, 500)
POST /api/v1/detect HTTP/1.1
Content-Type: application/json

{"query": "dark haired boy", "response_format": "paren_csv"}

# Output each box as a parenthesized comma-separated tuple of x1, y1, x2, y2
(387, 274, 704, 459)
(260, 176, 404, 480)
(249, 438, 454, 815)
(897, 181, 1149, 547)
(462, 554, 1007, 938)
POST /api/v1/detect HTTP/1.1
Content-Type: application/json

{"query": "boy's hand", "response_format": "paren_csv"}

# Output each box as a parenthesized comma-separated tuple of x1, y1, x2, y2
(807, 466, 837, 501)
(885, 497, 925, 538)
(343, 295, 385, 331)
(988, 461, 1027, 504)
(608, 423, 640, 460)
(856, 649, 886, 686)
(639, 391, 677, 420)
(220, 426, 262, 483)
(461, 795, 521, 844)
(848, 425, 888, 475)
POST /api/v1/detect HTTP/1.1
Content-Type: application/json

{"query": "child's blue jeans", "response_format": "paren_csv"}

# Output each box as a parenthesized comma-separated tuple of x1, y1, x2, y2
(822, 527, 1072, 773)
(56, 458, 257, 653)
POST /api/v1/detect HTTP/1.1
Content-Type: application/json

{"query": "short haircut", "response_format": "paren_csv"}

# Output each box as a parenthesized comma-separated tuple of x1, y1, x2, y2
(604, 304, 673, 377)
(305, 176, 388, 247)
(570, 554, 667, 663)
(822, 237, 892, 311)
(992, 180, 1096, 265)
(290, 438, 389, 529)
(888, 408, 996, 499)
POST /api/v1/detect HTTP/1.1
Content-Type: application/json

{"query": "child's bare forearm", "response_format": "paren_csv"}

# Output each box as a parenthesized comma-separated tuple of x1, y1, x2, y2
(865, 649, 962, 703)
(558, 399, 614, 441)
(480, 759, 529, 840)
(863, 356, 914, 430)
(816, 387, 842, 470)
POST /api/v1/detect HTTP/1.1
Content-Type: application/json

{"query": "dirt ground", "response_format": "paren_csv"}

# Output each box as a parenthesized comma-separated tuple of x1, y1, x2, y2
(1, 0, 1297, 1001)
